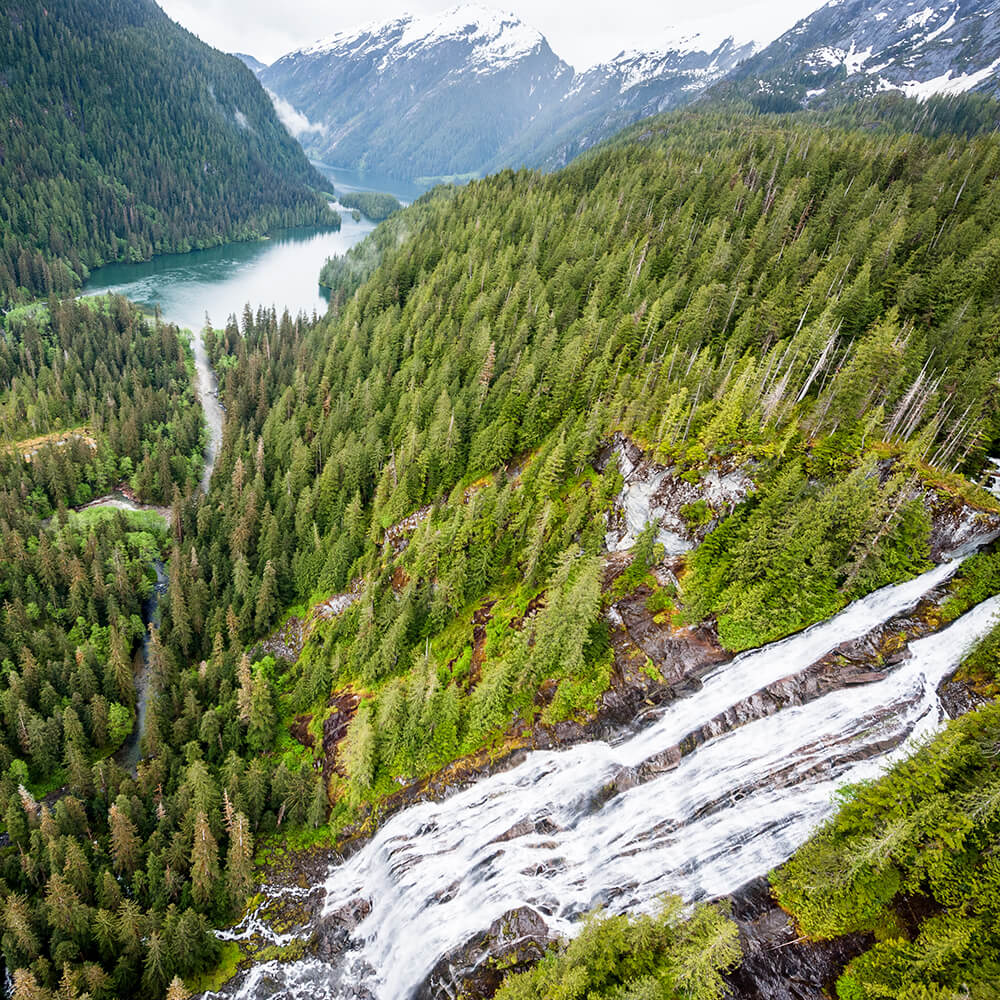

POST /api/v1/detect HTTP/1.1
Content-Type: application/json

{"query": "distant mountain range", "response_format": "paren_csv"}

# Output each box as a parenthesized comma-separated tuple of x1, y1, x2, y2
(713, 0, 1000, 109)
(244, 0, 1000, 183)
(249, 6, 756, 182)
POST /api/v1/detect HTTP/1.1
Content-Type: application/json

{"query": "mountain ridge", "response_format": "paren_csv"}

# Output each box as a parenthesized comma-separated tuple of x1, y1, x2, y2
(261, 0, 1000, 181)
(259, 5, 756, 180)
(709, 0, 1000, 109)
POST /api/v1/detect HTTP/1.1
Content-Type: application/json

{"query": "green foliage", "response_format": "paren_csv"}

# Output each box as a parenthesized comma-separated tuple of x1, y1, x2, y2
(0, 295, 306, 999)
(336, 190, 403, 222)
(494, 897, 741, 1000)
(0, 0, 335, 306)
(1, 297, 203, 500)
(679, 499, 712, 531)
(165, 111, 1000, 834)
(940, 550, 1000, 623)
(956, 614, 1000, 695)
(684, 461, 931, 650)
(771, 702, 1000, 998)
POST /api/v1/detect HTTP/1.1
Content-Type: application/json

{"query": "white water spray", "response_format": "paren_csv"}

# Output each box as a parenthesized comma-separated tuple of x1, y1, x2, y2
(209, 561, 998, 1000)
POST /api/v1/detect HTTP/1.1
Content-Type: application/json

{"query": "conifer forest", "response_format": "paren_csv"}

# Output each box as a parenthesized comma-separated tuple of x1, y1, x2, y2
(2, 1, 1000, 998)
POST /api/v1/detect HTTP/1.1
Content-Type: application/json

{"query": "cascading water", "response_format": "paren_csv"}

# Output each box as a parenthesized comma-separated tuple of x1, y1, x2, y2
(208, 560, 1000, 1000)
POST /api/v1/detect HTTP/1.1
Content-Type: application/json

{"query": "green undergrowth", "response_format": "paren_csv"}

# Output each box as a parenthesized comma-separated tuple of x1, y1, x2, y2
(941, 549, 1000, 623)
(682, 456, 935, 651)
(494, 896, 741, 1000)
(955, 614, 1000, 697)
(771, 700, 1000, 999)
(184, 940, 242, 996)
(66, 504, 168, 536)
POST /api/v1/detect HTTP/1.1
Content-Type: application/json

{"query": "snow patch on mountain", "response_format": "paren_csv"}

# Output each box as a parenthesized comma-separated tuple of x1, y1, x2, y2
(601, 36, 755, 94)
(300, 4, 543, 73)
(809, 41, 873, 73)
(901, 55, 1000, 98)
(902, 6, 939, 32)
(718, 0, 1000, 107)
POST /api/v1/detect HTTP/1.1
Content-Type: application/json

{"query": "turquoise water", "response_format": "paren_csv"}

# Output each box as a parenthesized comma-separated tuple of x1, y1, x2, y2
(312, 161, 430, 203)
(83, 213, 377, 332)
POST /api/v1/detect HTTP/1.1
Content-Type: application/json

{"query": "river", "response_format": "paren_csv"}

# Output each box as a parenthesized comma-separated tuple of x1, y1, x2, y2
(83, 205, 382, 770)
(211, 560, 1000, 1000)
(77, 197, 1000, 998)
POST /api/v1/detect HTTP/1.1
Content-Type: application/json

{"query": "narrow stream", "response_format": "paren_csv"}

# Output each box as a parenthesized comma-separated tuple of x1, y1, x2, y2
(211, 560, 1000, 1000)
(81, 212, 381, 773)
(113, 561, 168, 773)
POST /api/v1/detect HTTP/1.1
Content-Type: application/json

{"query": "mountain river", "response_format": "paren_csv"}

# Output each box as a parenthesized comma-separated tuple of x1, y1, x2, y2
(210, 558, 1000, 999)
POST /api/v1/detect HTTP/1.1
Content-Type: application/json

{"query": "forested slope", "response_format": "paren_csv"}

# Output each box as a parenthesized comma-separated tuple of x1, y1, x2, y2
(0, 0, 336, 306)
(180, 110, 1000, 807)
(5, 110, 1000, 997)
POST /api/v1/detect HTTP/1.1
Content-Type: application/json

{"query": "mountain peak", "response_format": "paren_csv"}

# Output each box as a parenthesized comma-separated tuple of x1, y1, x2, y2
(299, 4, 548, 71)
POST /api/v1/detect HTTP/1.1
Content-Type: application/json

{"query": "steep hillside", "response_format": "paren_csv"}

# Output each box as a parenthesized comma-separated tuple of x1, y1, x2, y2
(0, 0, 336, 305)
(192, 109, 1000, 809)
(713, 0, 1000, 111)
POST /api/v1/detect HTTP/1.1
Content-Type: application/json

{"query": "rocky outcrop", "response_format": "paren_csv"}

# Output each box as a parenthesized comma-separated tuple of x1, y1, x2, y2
(937, 672, 991, 720)
(414, 908, 552, 1000)
(323, 691, 363, 781)
(257, 580, 363, 662)
(600, 434, 753, 555)
(926, 490, 1000, 561)
(289, 714, 315, 750)
(724, 878, 873, 1000)
(609, 581, 727, 687)
(258, 615, 306, 663)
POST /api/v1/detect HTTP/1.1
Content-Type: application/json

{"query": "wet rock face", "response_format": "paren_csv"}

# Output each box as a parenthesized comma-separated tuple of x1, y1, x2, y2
(599, 433, 753, 555)
(314, 897, 373, 963)
(257, 614, 306, 662)
(414, 907, 552, 1000)
(611, 583, 727, 687)
(323, 691, 362, 780)
(926, 491, 1000, 561)
(724, 878, 872, 1000)
(938, 673, 990, 720)
(290, 714, 315, 750)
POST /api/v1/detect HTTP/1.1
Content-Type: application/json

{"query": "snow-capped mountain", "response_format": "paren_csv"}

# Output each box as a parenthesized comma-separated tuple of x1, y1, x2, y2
(259, 5, 572, 182)
(714, 0, 1000, 108)
(494, 36, 756, 172)
(234, 52, 267, 75)
(260, 6, 757, 181)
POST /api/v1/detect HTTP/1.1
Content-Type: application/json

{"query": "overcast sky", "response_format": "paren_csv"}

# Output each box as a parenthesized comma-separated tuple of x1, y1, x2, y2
(156, 0, 825, 68)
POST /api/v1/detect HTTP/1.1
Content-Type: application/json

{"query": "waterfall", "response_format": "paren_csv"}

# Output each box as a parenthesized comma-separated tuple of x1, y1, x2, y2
(210, 560, 999, 1000)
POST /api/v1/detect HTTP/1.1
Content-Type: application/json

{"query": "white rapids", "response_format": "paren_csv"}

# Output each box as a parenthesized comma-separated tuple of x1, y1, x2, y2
(208, 559, 1000, 1000)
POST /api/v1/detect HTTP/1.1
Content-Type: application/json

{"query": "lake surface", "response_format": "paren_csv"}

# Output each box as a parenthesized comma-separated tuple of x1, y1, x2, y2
(83, 212, 377, 333)
(312, 161, 430, 203)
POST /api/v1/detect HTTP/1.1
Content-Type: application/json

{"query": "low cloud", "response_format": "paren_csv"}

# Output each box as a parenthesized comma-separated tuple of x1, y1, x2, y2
(266, 89, 326, 137)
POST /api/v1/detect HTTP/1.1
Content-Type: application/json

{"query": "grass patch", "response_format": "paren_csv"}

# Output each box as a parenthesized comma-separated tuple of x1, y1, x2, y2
(67, 504, 167, 534)
(184, 940, 242, 995)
